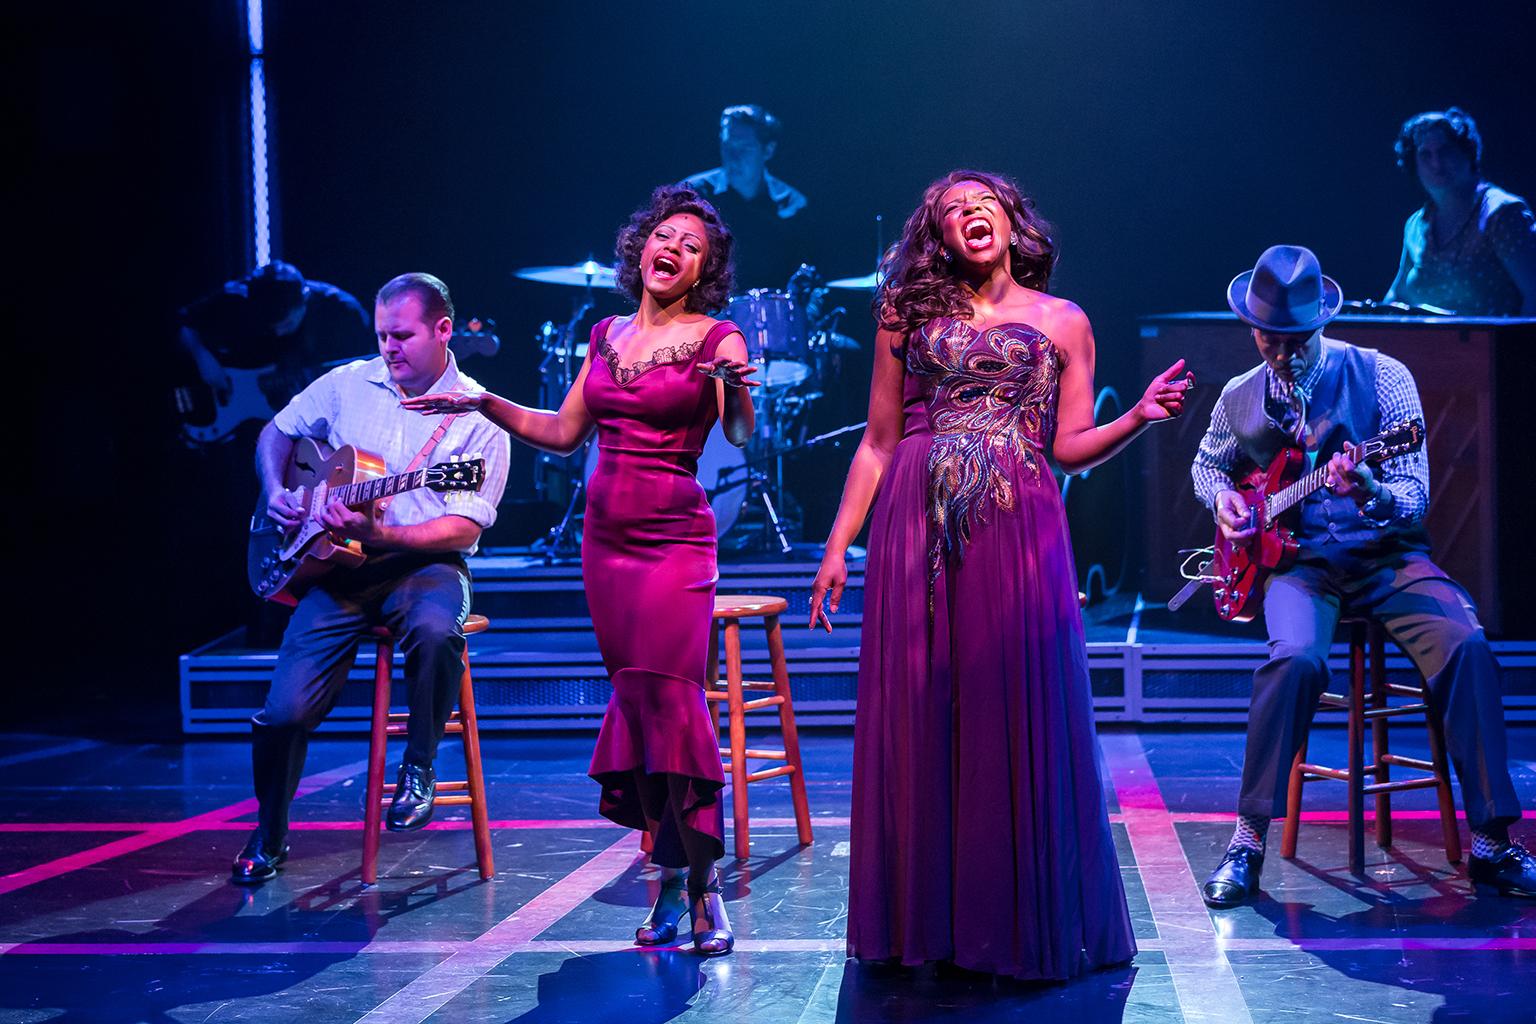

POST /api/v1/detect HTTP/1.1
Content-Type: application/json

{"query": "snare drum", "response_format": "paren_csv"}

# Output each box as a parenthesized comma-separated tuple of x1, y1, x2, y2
(583, 429, 748, 538)
(726, 289, 810, 388)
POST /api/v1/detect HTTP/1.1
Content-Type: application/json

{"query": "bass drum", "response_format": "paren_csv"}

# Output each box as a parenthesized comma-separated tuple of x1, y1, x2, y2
(583, 429, 748, 538)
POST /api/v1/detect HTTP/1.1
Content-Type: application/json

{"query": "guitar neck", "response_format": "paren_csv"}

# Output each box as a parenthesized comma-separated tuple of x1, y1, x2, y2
(331, 468, 430, 508)
(1266, 460, 1337, 522)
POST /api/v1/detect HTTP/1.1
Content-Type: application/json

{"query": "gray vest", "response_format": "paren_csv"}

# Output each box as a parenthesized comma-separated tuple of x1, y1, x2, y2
(1220, 338, 1428, 553)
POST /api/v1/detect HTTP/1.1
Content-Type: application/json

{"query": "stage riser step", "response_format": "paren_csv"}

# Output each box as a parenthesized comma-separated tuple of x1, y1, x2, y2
(181, 645, 1536, 732)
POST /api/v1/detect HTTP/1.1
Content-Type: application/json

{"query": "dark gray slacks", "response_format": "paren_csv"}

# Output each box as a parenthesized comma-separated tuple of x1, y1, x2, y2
(1237, 548, 1521, 833)
(250, 555, 471, 835)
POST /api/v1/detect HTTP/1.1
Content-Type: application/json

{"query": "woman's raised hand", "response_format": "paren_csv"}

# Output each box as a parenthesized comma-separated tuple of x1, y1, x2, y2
(400, 390, 486, 415)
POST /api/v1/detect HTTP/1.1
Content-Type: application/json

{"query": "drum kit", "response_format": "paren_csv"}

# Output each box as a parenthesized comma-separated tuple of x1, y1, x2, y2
(514, 258, 879, 562)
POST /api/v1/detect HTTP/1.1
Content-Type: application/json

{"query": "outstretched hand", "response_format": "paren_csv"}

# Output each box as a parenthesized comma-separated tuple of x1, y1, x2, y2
(1137, 359, 1194, 423)
(698, 358, 762, 389)
(400, 390, 486, 415)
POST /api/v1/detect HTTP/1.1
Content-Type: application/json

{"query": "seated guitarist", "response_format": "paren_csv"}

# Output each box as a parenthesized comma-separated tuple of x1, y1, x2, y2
(232, 272, 510, 884)
(1192, 245, 1532, 907)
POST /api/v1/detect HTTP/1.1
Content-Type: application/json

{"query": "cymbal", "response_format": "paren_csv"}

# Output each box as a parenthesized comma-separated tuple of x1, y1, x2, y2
(826, 270, 884, 290)
(514, 261, 617, 287)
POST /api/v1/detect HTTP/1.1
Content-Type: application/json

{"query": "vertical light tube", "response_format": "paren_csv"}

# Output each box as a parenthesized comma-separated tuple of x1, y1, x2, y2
(247, 0, 270, 267)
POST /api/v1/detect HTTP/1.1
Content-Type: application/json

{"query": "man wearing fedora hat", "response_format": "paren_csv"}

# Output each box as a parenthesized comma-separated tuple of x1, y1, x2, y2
(1190, 245, 1532, 907)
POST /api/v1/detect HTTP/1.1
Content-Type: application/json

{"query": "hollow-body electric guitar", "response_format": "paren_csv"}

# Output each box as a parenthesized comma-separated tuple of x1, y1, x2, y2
(1210, 419, 1424, 622)
(248, 438, 485, 605)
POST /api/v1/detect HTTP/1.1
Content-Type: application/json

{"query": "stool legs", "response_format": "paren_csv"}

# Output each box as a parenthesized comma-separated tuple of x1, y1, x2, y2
(363, 638, 393, 886)
(458, 649, 494, 880)
(1347, 620, 1367, 876)
(1281, 620, 1464, 872)
(362, 636, 493, 884)
(1369, 625, 1392, 851)
(766, 615, 813, 847)
(723, 618, 751, 860)
(1426, 710, 1463, 864)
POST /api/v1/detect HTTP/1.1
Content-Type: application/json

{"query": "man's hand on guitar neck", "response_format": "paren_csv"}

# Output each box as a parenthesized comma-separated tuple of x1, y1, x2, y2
(1214, 490, 1258, 543)
(1323, 448, 1381, 506)
(318, 501, 386, 546)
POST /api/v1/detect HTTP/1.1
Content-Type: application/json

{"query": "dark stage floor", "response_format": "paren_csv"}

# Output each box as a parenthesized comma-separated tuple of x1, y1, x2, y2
(2, 726, 1534, 1023)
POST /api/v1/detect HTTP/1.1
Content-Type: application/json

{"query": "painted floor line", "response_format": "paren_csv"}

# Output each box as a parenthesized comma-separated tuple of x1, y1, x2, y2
(1102, 732, 1256, 1024)
(0, 759, 367, 897)
(353, 831, 641, 1024)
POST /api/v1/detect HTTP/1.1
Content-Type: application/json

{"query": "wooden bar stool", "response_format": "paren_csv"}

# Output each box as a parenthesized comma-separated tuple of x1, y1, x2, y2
(1281, 616, 1461, 876)
(707, 594, 814, 860)
(362, 613, 494, 884)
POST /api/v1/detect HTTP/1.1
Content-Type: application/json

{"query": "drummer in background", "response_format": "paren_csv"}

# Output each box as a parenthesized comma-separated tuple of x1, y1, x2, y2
(1384, 107, 1536, 316)
(685, 104, 812, 290)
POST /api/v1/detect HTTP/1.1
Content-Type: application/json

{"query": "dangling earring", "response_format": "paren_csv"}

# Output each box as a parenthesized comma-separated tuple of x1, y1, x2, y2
(1010, 231, 1020, 249)
(940, 248, 954, 264)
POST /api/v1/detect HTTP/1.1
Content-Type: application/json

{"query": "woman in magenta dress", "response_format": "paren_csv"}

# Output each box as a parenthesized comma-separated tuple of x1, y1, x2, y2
(405, 184, 758, 956)
(809, 169, 1192, 980)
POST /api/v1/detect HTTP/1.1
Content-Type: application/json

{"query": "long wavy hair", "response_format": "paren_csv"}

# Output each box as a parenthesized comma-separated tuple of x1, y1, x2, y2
(614, 184, 735, 314)
(876, 169, 1056, 333)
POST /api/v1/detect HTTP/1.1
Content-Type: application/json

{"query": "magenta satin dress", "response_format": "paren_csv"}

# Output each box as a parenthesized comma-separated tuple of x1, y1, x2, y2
(583, 315, 740, 865)
(848, 318, 1136, 980)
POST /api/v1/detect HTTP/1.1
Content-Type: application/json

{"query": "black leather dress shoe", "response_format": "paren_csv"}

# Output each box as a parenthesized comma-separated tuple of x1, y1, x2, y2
(386, 763, 436, 832)
(1469, 841, 1536, 899)
(230, 828, 288, 885)
(1202, 845, 1264, 908)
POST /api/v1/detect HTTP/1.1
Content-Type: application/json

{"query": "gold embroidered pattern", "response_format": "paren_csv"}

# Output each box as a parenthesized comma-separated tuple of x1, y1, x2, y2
(909, 318, 1060, 585)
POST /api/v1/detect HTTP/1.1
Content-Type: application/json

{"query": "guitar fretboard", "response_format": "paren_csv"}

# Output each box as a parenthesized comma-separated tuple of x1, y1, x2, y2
(1264, 441, 1379, 524)
(332, 469, 429, 507)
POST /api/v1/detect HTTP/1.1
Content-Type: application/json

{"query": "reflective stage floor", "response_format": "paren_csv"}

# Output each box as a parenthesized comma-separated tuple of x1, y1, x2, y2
(1, 726, 1533, 1023)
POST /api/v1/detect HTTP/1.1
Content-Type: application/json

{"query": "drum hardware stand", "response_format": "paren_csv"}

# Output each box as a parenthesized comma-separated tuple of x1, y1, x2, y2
(540, 462, 588, 565)
(710, 460, 795, 556)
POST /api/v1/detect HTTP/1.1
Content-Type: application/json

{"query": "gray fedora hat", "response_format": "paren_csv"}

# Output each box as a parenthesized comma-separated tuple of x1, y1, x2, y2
(1227, 245, 1343, 333)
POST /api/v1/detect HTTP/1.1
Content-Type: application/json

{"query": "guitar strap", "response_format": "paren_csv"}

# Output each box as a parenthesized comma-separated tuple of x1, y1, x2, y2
(378, 413, 463, 514)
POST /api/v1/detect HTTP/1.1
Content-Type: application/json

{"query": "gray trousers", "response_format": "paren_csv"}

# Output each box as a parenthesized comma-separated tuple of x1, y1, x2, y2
(249, 554, 471, 836)
(1238, 547, 1521, 833)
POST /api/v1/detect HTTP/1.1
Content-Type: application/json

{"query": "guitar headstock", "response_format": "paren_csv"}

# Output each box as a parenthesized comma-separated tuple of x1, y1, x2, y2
(1359, 418, 1425, 463)
(426, 454, 486, 492)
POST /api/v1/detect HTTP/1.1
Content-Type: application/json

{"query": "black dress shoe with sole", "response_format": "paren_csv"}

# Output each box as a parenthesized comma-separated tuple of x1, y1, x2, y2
(386, 763, 436, 832)
(230, 828, 289, 885)
(1202, 845, 1264, 909)
(1469, 841, 1536, 899)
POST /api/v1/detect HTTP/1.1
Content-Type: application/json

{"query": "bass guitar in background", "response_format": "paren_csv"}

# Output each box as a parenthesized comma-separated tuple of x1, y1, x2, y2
(172, 319, 502, 449)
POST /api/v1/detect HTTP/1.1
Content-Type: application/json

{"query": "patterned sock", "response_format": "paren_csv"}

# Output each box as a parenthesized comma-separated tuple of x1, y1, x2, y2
(1230, 814, 1270, 853)
(1471, 828, 1510, 861)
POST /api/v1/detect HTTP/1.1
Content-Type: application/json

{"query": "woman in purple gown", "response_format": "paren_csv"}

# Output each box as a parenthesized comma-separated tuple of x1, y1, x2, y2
(405, 185, 758, 956)
(809, 169, 1192, 980)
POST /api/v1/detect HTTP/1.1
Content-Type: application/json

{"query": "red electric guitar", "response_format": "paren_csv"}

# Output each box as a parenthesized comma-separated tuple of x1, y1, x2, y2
(1210, 419, 1425, 622)
(247, 438, 485, 606)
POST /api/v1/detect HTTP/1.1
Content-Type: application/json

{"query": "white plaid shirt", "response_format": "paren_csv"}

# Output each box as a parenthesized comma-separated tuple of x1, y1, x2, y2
(1191, 343, 1429, 526)
(271, 351, 510, 553)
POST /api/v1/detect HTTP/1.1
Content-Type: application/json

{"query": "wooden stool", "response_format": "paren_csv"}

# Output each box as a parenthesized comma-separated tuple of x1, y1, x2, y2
(708, 594, 814, 860)
(1281, 617, 1461, 875)
(362, 613, 494, 884)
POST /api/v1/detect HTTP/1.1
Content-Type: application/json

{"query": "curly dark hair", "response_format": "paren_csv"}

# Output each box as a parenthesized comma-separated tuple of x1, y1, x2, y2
(1395, 107, 1483, 176)
(875, 169, 1056, 334)
(614, 184, 735, 313)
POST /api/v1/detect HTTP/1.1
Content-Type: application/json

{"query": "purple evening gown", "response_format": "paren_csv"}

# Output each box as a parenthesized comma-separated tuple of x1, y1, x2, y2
(583, 315, 740, 866)
(847, 318, 1136, 980)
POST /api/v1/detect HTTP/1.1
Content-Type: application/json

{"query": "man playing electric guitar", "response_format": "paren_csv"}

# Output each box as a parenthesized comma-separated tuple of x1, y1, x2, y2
(232, 272, 510, 885)
(1191, 246, 1532, 907)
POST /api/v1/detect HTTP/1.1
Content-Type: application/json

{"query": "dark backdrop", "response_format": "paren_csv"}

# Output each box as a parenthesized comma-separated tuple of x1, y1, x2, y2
(13, 0, 1534, 726)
